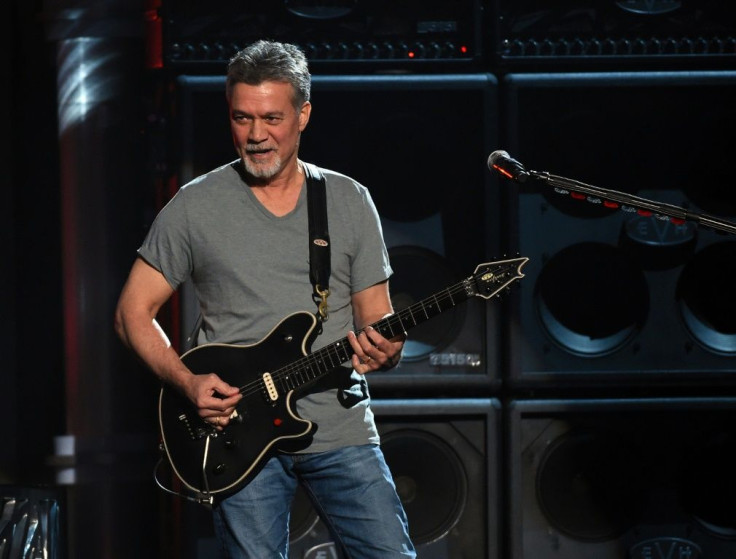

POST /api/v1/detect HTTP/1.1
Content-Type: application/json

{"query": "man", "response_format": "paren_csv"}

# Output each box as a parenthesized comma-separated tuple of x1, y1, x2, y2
(114, 40, 415, 557)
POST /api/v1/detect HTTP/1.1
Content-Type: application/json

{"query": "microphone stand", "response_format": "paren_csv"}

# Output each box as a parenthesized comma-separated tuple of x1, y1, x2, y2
(525, 169, 736, 236)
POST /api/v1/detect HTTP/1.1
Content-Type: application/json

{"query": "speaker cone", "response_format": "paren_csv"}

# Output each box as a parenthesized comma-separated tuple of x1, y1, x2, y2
(381, 429, 467, 545)
(677, 241, 736, 355)
(536, 429, 646, 541)
(535, 242, 649, 356)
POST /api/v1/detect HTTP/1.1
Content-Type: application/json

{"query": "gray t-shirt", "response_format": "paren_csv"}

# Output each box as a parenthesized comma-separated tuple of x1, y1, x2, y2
(139, 160, 392, 452)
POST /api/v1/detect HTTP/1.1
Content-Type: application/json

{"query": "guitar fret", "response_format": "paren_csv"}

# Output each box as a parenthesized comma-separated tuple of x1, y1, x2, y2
(291, 368, 304, 386)
(334, 340, 351, 362)
(316, 355, 329, 374)
(420, 301, 431, 320)
(292, 369, 303, 387)
(424, 296, 439, 319)
(284, 374, 295, 390)
(385, 316, 406, 338)
(402, 307, 418, 328)
(324, 349, 338, 369)
(376, 322, 390, 339)
(444, 290, 454, 308)
(310, 357, 323, 376)
(446, 289, 456, 307)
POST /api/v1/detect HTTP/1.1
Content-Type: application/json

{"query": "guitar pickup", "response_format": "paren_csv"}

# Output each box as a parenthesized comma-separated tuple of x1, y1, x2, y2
(262, 372, 279, 403)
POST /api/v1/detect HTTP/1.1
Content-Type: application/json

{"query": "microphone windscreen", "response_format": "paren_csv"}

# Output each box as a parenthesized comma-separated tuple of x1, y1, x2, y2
(487, 150, 510, 169)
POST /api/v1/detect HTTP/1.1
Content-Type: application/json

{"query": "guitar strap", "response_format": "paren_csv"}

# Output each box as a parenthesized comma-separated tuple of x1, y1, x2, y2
(304, 162, 331, 322)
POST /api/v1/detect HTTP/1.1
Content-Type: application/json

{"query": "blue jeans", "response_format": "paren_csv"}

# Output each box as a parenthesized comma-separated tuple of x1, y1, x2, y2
(212, 444, 416, 558)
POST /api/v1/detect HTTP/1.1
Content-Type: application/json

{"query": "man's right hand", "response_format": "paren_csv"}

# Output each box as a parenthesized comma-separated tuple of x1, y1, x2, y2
(184, 372, 242, 431)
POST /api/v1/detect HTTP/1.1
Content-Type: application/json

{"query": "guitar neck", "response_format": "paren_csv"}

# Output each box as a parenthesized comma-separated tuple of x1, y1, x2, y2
(267, 255, 528, 394)
(270, 277, 474, 391)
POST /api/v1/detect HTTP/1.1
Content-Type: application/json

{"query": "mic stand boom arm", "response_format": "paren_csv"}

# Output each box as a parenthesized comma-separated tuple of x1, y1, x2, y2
(526, 169, 736, 236)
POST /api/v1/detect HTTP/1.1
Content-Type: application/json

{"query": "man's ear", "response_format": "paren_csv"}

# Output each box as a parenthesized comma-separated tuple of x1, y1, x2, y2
(299, 101, 312, 132)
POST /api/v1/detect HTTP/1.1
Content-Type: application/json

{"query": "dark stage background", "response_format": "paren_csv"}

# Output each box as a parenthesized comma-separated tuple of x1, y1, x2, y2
(5, 1, 736, 558)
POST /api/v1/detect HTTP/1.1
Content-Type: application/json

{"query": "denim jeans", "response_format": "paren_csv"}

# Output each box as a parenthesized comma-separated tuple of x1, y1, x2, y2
(212, 444, 416, 558)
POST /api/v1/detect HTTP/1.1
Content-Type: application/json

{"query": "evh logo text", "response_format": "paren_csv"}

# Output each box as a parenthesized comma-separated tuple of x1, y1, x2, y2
(630, 537, 702, 559)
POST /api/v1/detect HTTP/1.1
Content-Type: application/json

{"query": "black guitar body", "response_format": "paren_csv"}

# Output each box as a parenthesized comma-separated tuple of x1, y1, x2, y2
(159, 312, 321, 497)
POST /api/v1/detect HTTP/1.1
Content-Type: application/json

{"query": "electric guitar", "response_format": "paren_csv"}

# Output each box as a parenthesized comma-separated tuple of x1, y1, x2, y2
(158, 256, 529, 497)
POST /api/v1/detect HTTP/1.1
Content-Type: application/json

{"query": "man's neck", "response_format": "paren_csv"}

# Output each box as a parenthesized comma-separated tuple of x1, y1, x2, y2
(246, 160, 305, 216)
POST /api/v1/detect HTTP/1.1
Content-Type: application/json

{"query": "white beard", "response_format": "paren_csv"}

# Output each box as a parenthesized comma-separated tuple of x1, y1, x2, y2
(242, 152, 283, 179)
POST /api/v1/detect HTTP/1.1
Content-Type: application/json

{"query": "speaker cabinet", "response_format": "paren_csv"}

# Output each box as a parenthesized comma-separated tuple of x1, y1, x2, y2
(176, 73, 502, 396)
(502, 71, 736, 390)
(507, 398, 736, 559)
(289, 398, 501, 559)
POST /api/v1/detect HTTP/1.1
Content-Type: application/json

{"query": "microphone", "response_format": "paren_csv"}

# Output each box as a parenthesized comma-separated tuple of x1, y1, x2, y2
(487, 150, 529, 182)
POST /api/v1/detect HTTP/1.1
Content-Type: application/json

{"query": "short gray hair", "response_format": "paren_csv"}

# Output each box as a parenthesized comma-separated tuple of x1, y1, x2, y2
(226, 40, 311, 109)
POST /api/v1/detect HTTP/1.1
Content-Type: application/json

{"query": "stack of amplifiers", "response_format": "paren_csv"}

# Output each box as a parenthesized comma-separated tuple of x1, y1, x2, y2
(494, 0, 736, 69)
(160, 0, 486, 72)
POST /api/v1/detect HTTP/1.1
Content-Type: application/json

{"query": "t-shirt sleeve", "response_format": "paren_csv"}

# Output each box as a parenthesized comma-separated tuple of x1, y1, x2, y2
(137, 190, 193, 291)
(349, 185, 393, 294)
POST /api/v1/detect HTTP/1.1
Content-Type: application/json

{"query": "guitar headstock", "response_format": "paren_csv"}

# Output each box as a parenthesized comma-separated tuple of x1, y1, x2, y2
(471, 256, 529, 299)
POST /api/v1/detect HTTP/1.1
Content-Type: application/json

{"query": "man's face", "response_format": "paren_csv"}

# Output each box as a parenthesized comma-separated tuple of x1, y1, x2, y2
(228, 81, 311, 180)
